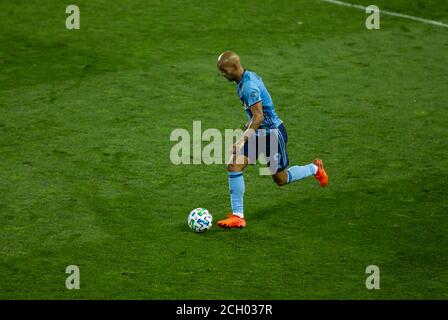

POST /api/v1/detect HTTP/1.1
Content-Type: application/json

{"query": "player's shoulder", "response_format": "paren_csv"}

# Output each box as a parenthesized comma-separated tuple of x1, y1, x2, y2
(245, 70, 262, 82)
(241, 70, 261, 91)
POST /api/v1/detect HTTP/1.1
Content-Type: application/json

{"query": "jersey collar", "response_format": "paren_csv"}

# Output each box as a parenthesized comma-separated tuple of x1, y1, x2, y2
(237, 69, 248, 88)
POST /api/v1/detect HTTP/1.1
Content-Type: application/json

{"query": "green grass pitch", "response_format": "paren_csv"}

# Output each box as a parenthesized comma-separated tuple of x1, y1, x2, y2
(1, 0, 447, 299)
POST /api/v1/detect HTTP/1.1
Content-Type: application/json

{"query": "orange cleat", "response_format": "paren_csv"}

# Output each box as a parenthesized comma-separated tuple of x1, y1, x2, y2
(217, 213, 246, 229)
(313, 158, 328, 187)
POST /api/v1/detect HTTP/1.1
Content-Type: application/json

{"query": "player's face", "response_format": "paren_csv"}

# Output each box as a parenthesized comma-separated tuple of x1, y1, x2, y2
(218, 64, 236, 81)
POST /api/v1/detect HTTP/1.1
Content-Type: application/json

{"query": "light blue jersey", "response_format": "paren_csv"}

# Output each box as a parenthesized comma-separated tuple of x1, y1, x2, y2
(237, 70, 283, 132)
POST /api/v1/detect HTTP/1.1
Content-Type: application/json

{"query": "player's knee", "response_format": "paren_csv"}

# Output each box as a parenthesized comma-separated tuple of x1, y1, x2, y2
(273, 173, 288, 186)
(227, 163, 242, 172)
(274, 178, 287, 187)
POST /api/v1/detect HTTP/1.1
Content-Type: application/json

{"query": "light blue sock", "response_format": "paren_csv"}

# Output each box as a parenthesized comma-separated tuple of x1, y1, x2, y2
(228, 171, 244, 217)
(287, 164, 317, 184)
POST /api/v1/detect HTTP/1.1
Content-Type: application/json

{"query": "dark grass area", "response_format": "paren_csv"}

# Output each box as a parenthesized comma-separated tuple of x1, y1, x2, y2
(0, 0, 447, 299)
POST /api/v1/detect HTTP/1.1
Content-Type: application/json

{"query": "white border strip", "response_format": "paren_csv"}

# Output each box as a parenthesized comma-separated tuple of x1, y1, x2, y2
(321, 0, 448, 28)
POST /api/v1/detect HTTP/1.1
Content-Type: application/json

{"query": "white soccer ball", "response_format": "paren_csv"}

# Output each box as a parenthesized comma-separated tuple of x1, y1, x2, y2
(188, 208, 213, 233)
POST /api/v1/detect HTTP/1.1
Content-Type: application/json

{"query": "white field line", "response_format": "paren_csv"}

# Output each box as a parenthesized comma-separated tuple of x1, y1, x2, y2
(320, 0, 448, 28)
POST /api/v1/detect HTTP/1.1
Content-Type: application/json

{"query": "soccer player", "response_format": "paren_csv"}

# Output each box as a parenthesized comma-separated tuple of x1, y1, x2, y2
(216, 51, 328, 229)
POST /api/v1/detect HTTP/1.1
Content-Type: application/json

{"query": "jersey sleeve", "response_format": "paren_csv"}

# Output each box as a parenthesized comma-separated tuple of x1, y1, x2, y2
(242, 83, 262, 107)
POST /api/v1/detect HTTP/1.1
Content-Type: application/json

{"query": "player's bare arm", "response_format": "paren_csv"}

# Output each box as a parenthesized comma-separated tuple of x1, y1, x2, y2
(232, 102, 264, 154)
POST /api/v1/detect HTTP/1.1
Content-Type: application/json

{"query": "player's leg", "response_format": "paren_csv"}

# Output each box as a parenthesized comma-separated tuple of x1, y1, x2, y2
(269, 124, 292, 186)
(227, 153, 249, 172)
(270, 131, 296, 186)
(226, 152, 248, 218)
(217, 148, 251, 229)
(272, 169, 288, 186)
(271, 124, 328, 187)
(272, 161, 327, 187)
(274, 163, 318, 185)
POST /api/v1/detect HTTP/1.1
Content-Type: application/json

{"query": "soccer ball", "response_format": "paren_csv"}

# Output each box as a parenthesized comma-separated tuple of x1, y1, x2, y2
(188, 208, 213, 233)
